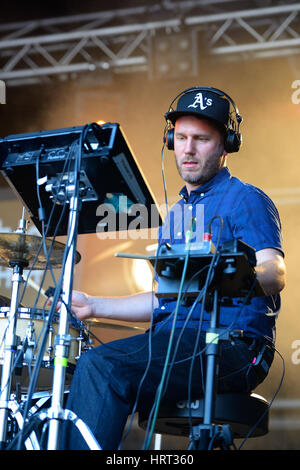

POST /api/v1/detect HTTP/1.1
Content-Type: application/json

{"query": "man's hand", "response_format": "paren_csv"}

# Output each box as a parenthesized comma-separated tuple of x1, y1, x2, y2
(69, 291, 95, 321)
(48, 290, 95, 321)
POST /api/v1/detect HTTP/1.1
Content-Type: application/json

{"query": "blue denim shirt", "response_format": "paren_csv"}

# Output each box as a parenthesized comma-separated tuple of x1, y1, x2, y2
(153, 167, 284, 342)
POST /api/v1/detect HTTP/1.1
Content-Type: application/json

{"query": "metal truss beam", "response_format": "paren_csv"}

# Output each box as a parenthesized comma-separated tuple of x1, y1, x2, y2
(1, 2, 300, 85)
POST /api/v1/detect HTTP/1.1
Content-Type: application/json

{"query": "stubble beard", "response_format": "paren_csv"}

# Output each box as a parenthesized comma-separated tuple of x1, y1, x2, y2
(175, 150, 224, 186)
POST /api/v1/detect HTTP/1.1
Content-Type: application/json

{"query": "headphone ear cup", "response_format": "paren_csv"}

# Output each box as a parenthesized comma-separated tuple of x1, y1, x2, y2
(224, 129, 241, 153)
(166, 128, 174, 150)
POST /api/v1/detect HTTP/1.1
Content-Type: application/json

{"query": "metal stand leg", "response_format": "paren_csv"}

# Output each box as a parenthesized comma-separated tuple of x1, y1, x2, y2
(0, 261, 26, 449)
(47, 194, 80, 450)
(8, 406, 102, 450)
(44, 185, 102, 450)
(154, 434, 162, 450)
(189, 290, 234, 450)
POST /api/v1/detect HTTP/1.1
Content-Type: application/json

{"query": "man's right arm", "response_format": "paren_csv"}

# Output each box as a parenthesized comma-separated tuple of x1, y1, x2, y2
(69, 290, 159, 323)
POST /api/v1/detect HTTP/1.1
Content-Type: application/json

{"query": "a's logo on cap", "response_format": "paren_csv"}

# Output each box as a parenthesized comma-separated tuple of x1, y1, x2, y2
(188, 92, 212, 111)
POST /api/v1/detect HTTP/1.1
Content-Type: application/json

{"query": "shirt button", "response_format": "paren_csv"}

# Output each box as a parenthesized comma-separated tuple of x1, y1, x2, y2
(200, 193, 205, 197)
(188, 205, 193, 210)
(161, 306, 165, 310)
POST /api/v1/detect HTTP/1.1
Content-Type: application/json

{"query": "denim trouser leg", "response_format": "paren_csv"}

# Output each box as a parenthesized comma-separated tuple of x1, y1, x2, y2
(61, 346, 132, 450)
(60, 328, 269, 450)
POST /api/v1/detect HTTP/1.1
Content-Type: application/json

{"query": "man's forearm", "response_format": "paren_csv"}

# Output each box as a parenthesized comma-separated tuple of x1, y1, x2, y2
(89, 291, 159, 322)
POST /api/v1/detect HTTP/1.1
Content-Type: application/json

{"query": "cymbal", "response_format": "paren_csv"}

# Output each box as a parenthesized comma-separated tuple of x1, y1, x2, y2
(85, 319, 146, 333)
(0, 293, 13, 307)
(0, 293, 24, 307)
(0, 232, 81, 270)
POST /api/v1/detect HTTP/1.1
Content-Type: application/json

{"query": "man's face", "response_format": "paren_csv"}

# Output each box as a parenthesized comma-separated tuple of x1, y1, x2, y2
(174, 115, 226, 192)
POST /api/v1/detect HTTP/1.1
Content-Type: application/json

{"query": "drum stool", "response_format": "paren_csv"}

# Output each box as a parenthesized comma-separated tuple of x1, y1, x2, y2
(139, 392, 269, 449)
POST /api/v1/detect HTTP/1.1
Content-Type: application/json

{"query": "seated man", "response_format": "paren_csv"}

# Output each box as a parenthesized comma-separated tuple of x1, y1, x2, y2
(60, 87, 286, 450)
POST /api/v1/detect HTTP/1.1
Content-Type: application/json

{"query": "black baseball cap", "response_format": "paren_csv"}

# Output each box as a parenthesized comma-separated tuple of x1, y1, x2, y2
(165, 88, 230, 128)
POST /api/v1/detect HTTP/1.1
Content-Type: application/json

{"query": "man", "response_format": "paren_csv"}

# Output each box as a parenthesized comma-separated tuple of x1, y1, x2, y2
(61, 87, 286, 450)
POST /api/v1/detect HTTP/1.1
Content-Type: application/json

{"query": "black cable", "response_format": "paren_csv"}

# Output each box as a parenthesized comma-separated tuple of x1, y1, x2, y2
(170, 273, 259, 368)
(0, 180, 70, 443)
(118, 242, 166, 449)
(237, 343, 285, 450)
(139, 288, 207, 449)
(14, 251, 69, 449)
(142, 216, 222, 449)
(18, 140, 74, 308)
(160, 130, 173, 244)
(139, 216, 222, 449)
(165, 274, 279, 451)
(35, 147, 57, 289)
(13, 142, 74, 401)
(13, 132, 85, 450)
(186, 216, 223, 448)
(142, 221, 196, 450)
(162, 289, 205, 395)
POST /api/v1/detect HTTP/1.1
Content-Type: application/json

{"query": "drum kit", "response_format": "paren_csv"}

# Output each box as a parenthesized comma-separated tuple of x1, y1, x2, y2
(0, 215, 144, 450)
(0, 120, 163, 451)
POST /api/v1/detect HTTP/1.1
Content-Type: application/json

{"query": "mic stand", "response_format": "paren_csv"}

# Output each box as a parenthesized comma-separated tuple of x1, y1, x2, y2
(188, 288, 234, 450)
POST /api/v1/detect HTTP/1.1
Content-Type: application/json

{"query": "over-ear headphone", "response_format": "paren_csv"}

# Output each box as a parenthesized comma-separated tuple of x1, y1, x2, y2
(164, 86, 243, 154)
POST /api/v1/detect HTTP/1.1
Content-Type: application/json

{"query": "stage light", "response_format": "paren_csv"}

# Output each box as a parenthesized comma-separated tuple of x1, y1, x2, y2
(153, 32, 198, 79)
(132, 258, 153, 292)
(145, 243, 158, 252)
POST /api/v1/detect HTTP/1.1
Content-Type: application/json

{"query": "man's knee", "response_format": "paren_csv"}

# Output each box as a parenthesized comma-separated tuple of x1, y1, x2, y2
(74, 345, 117, 379)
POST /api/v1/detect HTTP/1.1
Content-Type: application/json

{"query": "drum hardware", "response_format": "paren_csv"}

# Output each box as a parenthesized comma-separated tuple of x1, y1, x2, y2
(8, 402, 101, 450)
(28, 127, 111, 451)
(0, 306, 90, 450)
(0, 122, 162, 450)
(23, 322, 36, 367)
(8, 398, 41, 450)
(13, 335, 24, 379)
(6, 390, 70, 450)
(0, 233, 81, 271)
(46, 325, 54, 365)
(0, 295, 20, 308)
(0, 212, 29, 449)
(0, 209, 82, 448)
(0, 307, 87, 392)
(75, 330, 84, 360)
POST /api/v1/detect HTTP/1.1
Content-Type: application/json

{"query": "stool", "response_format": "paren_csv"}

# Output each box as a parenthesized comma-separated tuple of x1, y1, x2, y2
(139, 393, 269, 446)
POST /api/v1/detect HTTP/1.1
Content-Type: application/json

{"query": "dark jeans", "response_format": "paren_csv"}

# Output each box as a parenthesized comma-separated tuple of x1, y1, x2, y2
(60, 327, 271, 450)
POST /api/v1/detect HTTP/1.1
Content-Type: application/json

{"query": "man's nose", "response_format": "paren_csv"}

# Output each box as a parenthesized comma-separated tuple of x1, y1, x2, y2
(184, 137, 195, 154)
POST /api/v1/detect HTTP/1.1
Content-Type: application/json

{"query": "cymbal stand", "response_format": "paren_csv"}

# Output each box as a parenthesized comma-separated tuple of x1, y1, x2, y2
(0, 213, 28, 449)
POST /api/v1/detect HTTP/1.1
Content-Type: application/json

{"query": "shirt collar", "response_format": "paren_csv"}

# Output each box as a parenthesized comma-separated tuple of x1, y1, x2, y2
(179, 166, 231, 200)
